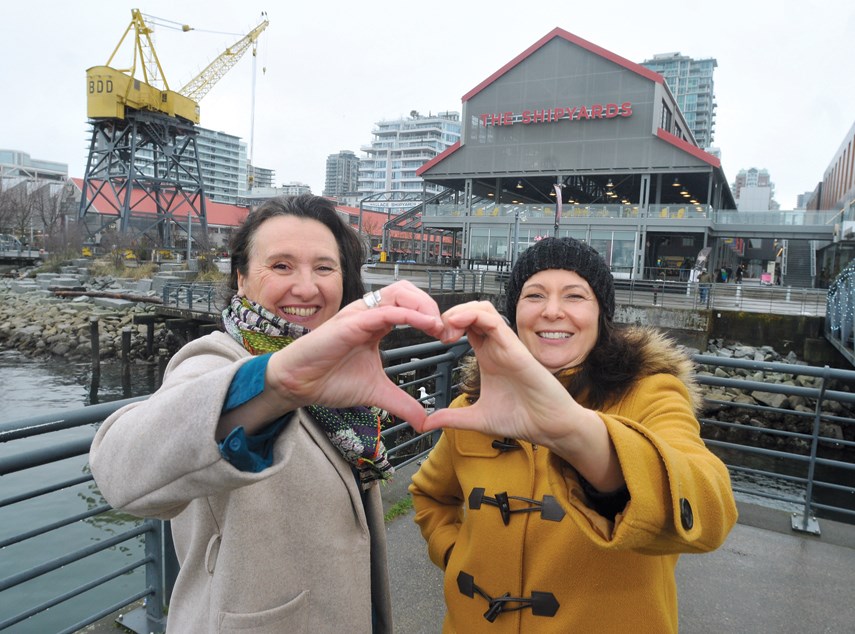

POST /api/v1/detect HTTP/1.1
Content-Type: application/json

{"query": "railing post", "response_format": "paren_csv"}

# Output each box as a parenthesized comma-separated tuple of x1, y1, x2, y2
(145, 520, 167, 627)
(120, 519, 169, 632)
(432, 342, 468, 444)
(791, 365, 829, 535)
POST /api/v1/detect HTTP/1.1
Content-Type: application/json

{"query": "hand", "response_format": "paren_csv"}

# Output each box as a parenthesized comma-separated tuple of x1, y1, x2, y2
(421, 302, 582, 440)
(264, 281, 445, 426)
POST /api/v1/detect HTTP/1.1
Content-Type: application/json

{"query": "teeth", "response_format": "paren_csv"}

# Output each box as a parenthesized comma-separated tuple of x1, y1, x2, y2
(283, 307, 318, 317)
(539, 332, 571, 339)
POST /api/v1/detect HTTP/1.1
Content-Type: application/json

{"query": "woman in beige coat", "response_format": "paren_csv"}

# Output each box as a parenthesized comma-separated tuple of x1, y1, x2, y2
(90, 195, 445, 633)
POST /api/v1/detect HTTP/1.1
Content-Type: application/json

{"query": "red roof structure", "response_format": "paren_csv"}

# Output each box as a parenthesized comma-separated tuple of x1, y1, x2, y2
(71, 178, 250, 227)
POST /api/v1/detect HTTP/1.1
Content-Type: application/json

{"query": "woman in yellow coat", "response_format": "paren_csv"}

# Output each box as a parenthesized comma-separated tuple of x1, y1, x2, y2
(410, 237, 737, 633)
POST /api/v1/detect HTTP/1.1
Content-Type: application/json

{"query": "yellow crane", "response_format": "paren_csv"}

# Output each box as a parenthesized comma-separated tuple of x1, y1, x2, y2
(86, 9, 269, 124)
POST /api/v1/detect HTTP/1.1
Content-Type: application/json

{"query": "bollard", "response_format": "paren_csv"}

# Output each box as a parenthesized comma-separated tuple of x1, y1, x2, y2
(394, 263, 400, 281)
(89, 316, 100, 380)
(736, 284, 742, 307)
(786, 285, 792, 302)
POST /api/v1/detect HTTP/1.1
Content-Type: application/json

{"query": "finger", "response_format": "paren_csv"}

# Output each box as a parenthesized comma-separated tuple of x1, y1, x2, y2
(420, 405, 484, 433)
(380, 282, 442, 318)
(370, 377, 428, 428)
(360, 306, 444, 337)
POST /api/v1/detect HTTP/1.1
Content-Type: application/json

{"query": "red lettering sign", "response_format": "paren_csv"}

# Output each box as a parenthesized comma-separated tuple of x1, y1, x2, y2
(479, 102, 632, 126)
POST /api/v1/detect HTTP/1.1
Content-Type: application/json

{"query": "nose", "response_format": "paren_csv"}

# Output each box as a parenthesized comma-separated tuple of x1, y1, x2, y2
(290, 267, 319, 299)
(541, 295, 564, 319)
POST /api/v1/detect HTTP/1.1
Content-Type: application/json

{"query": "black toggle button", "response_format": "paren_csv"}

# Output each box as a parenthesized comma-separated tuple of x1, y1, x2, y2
(468, 488, 566, 524)
(530, 591, 561, 617)
(491, 438, 521, 452)
(457, 570, 559, 621)
(679, 497, 694, 530)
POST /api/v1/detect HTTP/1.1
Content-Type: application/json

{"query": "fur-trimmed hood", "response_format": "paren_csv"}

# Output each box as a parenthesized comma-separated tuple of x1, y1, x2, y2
(606, 326, 703, 414)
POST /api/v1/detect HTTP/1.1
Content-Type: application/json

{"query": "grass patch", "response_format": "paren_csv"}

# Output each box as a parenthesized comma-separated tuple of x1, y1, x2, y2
(384, 495, 414, 522)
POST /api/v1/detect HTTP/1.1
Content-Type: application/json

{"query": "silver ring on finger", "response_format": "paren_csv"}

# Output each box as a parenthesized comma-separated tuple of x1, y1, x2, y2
(362, 289, 382, 309)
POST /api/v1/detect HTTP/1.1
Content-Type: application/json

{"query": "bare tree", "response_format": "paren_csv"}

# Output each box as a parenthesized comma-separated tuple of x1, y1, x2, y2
(3, 182, 36, 245)
(361, 215, 383, 252)
(30, 183, 65, 244)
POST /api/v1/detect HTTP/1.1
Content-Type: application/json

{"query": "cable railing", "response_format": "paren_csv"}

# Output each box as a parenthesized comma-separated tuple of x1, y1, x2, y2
(1, 344, 854, 632)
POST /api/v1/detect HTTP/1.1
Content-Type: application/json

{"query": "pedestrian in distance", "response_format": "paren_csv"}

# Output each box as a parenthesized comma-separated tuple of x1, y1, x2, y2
(409, 237, 737, 632)
(90, 194, 447, 633)
(699, 267, 712, 306)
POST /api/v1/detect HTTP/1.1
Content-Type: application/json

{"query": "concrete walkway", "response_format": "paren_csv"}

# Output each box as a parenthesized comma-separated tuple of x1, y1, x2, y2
(384, 463, 855, 634)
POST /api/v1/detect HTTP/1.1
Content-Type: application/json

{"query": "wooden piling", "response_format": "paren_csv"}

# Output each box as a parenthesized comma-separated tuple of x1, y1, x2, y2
(121, 326, 132, 387)
(89, 316, 100, 379)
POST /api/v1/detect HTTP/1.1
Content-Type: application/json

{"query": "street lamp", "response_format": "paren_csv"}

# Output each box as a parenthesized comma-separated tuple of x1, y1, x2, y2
(511, 206, 521, 268)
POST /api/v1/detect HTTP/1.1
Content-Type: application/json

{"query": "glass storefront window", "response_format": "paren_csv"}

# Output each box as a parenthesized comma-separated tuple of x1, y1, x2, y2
(590, 230, 635, 277)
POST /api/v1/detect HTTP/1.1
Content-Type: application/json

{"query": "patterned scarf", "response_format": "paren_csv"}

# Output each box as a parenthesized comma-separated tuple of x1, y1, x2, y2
(223, 295, 394, 489)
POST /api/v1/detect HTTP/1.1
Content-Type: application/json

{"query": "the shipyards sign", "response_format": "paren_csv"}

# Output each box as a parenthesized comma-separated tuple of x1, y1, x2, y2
(479, 102, 632, 127)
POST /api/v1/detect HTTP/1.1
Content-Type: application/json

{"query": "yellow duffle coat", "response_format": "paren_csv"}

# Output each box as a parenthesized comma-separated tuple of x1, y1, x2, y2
(410, 328, 737, 633)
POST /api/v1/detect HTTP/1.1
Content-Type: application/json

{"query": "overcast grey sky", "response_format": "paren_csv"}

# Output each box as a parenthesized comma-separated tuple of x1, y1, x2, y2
(2, 0, 853, 208)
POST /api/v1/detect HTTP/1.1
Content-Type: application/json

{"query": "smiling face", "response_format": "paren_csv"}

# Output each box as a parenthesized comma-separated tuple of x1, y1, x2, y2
(237, 215, 344, 330)
(514, 269, 601, 373)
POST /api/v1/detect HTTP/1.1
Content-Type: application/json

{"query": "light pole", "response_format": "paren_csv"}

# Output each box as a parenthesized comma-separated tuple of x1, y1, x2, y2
(511, 206, 521, 268)
(553, 183, 564, 238)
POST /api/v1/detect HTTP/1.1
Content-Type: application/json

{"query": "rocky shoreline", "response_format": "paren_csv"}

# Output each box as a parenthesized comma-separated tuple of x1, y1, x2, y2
(0, 268, 188, 365)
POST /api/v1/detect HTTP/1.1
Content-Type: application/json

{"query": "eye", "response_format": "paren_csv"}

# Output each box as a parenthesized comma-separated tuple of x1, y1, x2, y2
(565, 293, 586, 302)
(522, 291, 544, 300)
(272, 262, 291, 271)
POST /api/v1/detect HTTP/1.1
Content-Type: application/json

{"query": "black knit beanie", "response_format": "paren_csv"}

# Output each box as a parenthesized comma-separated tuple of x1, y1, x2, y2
(505, 237, 615, 326)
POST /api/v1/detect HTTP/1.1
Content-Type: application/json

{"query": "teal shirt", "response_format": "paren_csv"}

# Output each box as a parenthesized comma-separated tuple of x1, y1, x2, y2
(218, 353, 288, 472)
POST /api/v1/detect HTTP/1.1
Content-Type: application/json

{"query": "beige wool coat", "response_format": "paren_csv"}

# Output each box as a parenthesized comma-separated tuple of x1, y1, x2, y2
(89, 331, 392, 633)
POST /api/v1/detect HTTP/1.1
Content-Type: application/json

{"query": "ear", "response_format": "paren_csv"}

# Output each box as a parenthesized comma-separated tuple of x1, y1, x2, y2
(236, 270, 246, 296)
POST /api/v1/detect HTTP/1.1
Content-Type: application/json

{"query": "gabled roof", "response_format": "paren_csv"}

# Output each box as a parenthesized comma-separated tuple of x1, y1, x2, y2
(461, 27, 663, 103)
(416, 142, 460, 177)
(72, 178, 249, 227)
(656, 129, 721, 168)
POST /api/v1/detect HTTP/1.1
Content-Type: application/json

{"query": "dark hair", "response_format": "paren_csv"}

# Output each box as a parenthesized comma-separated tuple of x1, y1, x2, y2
(227, 194, 366, 307)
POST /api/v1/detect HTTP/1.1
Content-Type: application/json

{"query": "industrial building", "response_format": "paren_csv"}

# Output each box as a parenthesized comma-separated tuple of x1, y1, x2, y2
(412, 28, 833, 287)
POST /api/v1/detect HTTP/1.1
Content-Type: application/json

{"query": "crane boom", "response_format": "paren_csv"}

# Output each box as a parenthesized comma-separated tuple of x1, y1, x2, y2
(86, 9, 269, 125)
(179, 16, 269, 102)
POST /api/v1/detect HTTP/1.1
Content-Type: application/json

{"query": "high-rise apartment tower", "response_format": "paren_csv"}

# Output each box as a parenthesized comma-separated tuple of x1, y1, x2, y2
(323, 150, 359, 198)
(358, 111, 461, 210)
(641, 53, 717, 149)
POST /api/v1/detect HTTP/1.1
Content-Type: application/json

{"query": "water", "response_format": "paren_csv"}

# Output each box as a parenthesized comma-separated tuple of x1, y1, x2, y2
(0, 351, 159, 633)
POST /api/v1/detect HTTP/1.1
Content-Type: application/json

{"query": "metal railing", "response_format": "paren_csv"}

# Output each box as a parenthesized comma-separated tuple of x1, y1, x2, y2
(2, 343, 854, 631)
(160, 282, 218, 312)
(693, 355, 855, 532)
(422, 273, 828, 317)
(613, 278, 827, 316)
